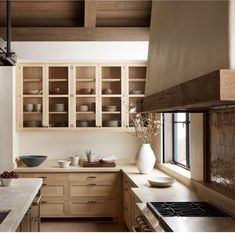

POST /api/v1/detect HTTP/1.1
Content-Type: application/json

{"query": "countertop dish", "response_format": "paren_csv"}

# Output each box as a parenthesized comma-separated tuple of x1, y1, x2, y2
(0, 178, 42, 232)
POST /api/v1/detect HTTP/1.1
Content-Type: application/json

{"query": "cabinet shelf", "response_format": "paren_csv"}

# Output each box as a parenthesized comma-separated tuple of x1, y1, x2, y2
(129, 94, 145, 98)
(49, 79, 68, 82)
(23, 95, 43, 98)
(23, 78, 42, 82)
(76, 111, 95, 114)
(76, 95, 96, 98)
(23, 112, 42, 114)
(102, 111, 121, 114)
(102, 94, 122, 98)
(129, 79, 146, 82)
(49, 95, 69, 98)
(102, 79, 121, 82)
(49, 112, 68, 114)
(76, 78, 95, 82)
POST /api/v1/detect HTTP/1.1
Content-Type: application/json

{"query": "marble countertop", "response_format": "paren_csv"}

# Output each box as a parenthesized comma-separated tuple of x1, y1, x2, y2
(0, 178, 42, 232)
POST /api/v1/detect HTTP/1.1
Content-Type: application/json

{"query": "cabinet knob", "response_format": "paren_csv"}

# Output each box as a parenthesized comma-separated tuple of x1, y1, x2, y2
(41, 201, 47, 204)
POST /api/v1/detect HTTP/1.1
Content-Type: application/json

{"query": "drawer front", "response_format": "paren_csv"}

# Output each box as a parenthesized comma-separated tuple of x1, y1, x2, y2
(68, 173, 117, 184)
(70, 183, 116, 198)
(41, 200, 66, 217)
(70, 200, 117, 217)
(34, 173, 67, 182)
(41, 183, 66, 199)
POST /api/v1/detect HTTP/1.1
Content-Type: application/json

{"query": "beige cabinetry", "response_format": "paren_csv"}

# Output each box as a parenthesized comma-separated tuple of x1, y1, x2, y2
(19, 172, 119, 219)
(123, 173, 141, 231)
(17, 62, 146, 131)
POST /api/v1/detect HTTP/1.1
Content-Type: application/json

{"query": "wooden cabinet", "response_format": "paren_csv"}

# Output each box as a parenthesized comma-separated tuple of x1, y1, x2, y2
(122, 173, 138, 231)
(17, 62, 146, 131)
(19, 172, 119, 219)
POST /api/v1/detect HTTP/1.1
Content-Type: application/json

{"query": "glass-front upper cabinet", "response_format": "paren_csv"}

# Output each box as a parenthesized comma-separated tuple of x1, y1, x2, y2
(20, 65, 44, 129)
(48, 65, 70, 128)
(75, 65, 97, 128)
(100, 65, 123, 128)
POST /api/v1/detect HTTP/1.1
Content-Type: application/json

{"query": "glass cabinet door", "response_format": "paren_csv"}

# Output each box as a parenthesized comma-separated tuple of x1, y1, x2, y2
(75, 65, 97, 128)
(101, 65, 123, 128)
(48, 65, 70, 128)
(21, 65, 44, 129)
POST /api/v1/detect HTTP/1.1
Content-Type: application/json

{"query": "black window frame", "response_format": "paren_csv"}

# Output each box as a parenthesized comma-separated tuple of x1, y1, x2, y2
(172, 113, 190, 170)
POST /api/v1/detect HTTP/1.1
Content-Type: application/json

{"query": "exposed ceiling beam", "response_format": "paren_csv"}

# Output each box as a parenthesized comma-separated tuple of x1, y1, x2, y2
(84, 0, 97, 28)
(0, 27, 149, 41)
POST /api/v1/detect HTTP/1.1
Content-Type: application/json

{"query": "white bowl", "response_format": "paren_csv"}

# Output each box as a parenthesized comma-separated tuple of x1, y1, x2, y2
(1, 178, 14, 186)
(28, 90, 39, 95)
(78, 105, 89, 112)
(58, 160, 71, 168)
(147, 176, 176, 187)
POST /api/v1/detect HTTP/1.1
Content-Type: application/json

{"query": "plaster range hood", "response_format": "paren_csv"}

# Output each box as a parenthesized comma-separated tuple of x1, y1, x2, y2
(143, 69, 235, 113)
(0, 0, 16, 66)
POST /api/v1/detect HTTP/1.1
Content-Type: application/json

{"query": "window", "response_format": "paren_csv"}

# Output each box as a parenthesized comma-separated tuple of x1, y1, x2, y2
(162, 113, 191, 170)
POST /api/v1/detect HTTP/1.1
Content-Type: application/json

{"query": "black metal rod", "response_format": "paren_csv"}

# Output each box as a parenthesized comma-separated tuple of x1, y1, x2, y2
(6, 0, 11, 57)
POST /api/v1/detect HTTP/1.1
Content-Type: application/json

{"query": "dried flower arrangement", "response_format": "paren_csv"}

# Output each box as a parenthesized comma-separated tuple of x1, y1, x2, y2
(129, 102, 161, 144)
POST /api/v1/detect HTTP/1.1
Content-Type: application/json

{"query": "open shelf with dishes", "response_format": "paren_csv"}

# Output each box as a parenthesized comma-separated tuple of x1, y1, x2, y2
(18, 62, 146, 131)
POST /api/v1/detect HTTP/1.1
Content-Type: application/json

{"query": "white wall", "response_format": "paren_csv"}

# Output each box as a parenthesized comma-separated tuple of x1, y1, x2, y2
(12, 42, 148, 62)
(0, 67, 18, 172)
(13, 42, 148, 163)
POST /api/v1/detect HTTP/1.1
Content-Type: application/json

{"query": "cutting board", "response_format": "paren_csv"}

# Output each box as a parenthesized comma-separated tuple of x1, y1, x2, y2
(82, 160, 116, 167)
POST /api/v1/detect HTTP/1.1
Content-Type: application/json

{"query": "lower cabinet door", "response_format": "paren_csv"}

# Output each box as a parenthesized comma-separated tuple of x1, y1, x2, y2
(70, 200, 117, 217)
(40, 200, 66, 217)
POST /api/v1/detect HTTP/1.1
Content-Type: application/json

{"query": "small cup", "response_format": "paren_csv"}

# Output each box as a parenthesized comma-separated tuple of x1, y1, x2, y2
(25, 104, 34, 112)
(71, 156, 80, 166)
(35, 104, 42, 112)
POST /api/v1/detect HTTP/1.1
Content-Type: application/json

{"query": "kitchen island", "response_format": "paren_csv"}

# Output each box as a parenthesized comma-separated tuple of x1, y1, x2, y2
(0, 178, 42, 232)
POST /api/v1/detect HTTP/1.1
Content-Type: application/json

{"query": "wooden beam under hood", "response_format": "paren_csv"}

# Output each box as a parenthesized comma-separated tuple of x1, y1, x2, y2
(143, 69, 235, 113)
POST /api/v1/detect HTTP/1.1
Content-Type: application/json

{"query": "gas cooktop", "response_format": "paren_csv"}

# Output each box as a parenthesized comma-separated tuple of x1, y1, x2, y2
(147, 202, 230, 217)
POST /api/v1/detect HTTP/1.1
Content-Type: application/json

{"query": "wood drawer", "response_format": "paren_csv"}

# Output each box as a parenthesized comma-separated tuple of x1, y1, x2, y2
(68, 173, 118, 184)
(41, 183, 67, 199)
(70, 183, 116, 198)
(18, 172, 67, 181)
(34, 173, 67, 181)
(41, 200, 66, 217)
(70, 199, 117, 217)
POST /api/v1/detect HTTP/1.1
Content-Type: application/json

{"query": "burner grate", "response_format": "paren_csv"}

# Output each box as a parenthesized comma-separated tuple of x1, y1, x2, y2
(147, 202, 230, 217)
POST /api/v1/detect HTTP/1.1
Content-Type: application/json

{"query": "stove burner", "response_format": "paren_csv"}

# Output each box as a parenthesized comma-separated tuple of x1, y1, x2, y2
(147, 202, 230, 217)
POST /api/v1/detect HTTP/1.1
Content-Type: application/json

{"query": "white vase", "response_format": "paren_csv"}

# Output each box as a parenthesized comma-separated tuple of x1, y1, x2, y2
(136, 144, 156, 174)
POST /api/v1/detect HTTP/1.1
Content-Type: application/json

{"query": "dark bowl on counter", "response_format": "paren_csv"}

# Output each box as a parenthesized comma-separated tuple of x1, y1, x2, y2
(20, 155, 47, 167)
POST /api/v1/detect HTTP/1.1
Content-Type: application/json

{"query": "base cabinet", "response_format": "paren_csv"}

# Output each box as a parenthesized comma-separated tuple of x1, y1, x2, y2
(123, 173, 139, 231)
(19, 172, 119, 219)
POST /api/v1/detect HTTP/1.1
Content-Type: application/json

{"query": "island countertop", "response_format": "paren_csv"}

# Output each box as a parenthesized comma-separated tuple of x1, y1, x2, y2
(0, 178, 42, 232)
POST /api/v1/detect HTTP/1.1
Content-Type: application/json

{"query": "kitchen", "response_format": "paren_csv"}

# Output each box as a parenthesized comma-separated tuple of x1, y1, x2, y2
(0, 0, 235, 232)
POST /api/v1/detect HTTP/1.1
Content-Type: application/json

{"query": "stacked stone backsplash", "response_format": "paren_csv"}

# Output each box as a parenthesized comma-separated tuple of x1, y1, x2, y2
(210, 110, 235, 193)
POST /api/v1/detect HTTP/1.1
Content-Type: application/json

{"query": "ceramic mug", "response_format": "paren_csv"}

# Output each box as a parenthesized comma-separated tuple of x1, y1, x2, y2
(35, 104, 42, 112)
(71, 156, 80, 166)
(25, 104, 33, 112)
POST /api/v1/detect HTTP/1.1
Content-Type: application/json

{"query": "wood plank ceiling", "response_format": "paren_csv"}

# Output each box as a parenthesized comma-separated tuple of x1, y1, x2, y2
(0, 0, 151, 41)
